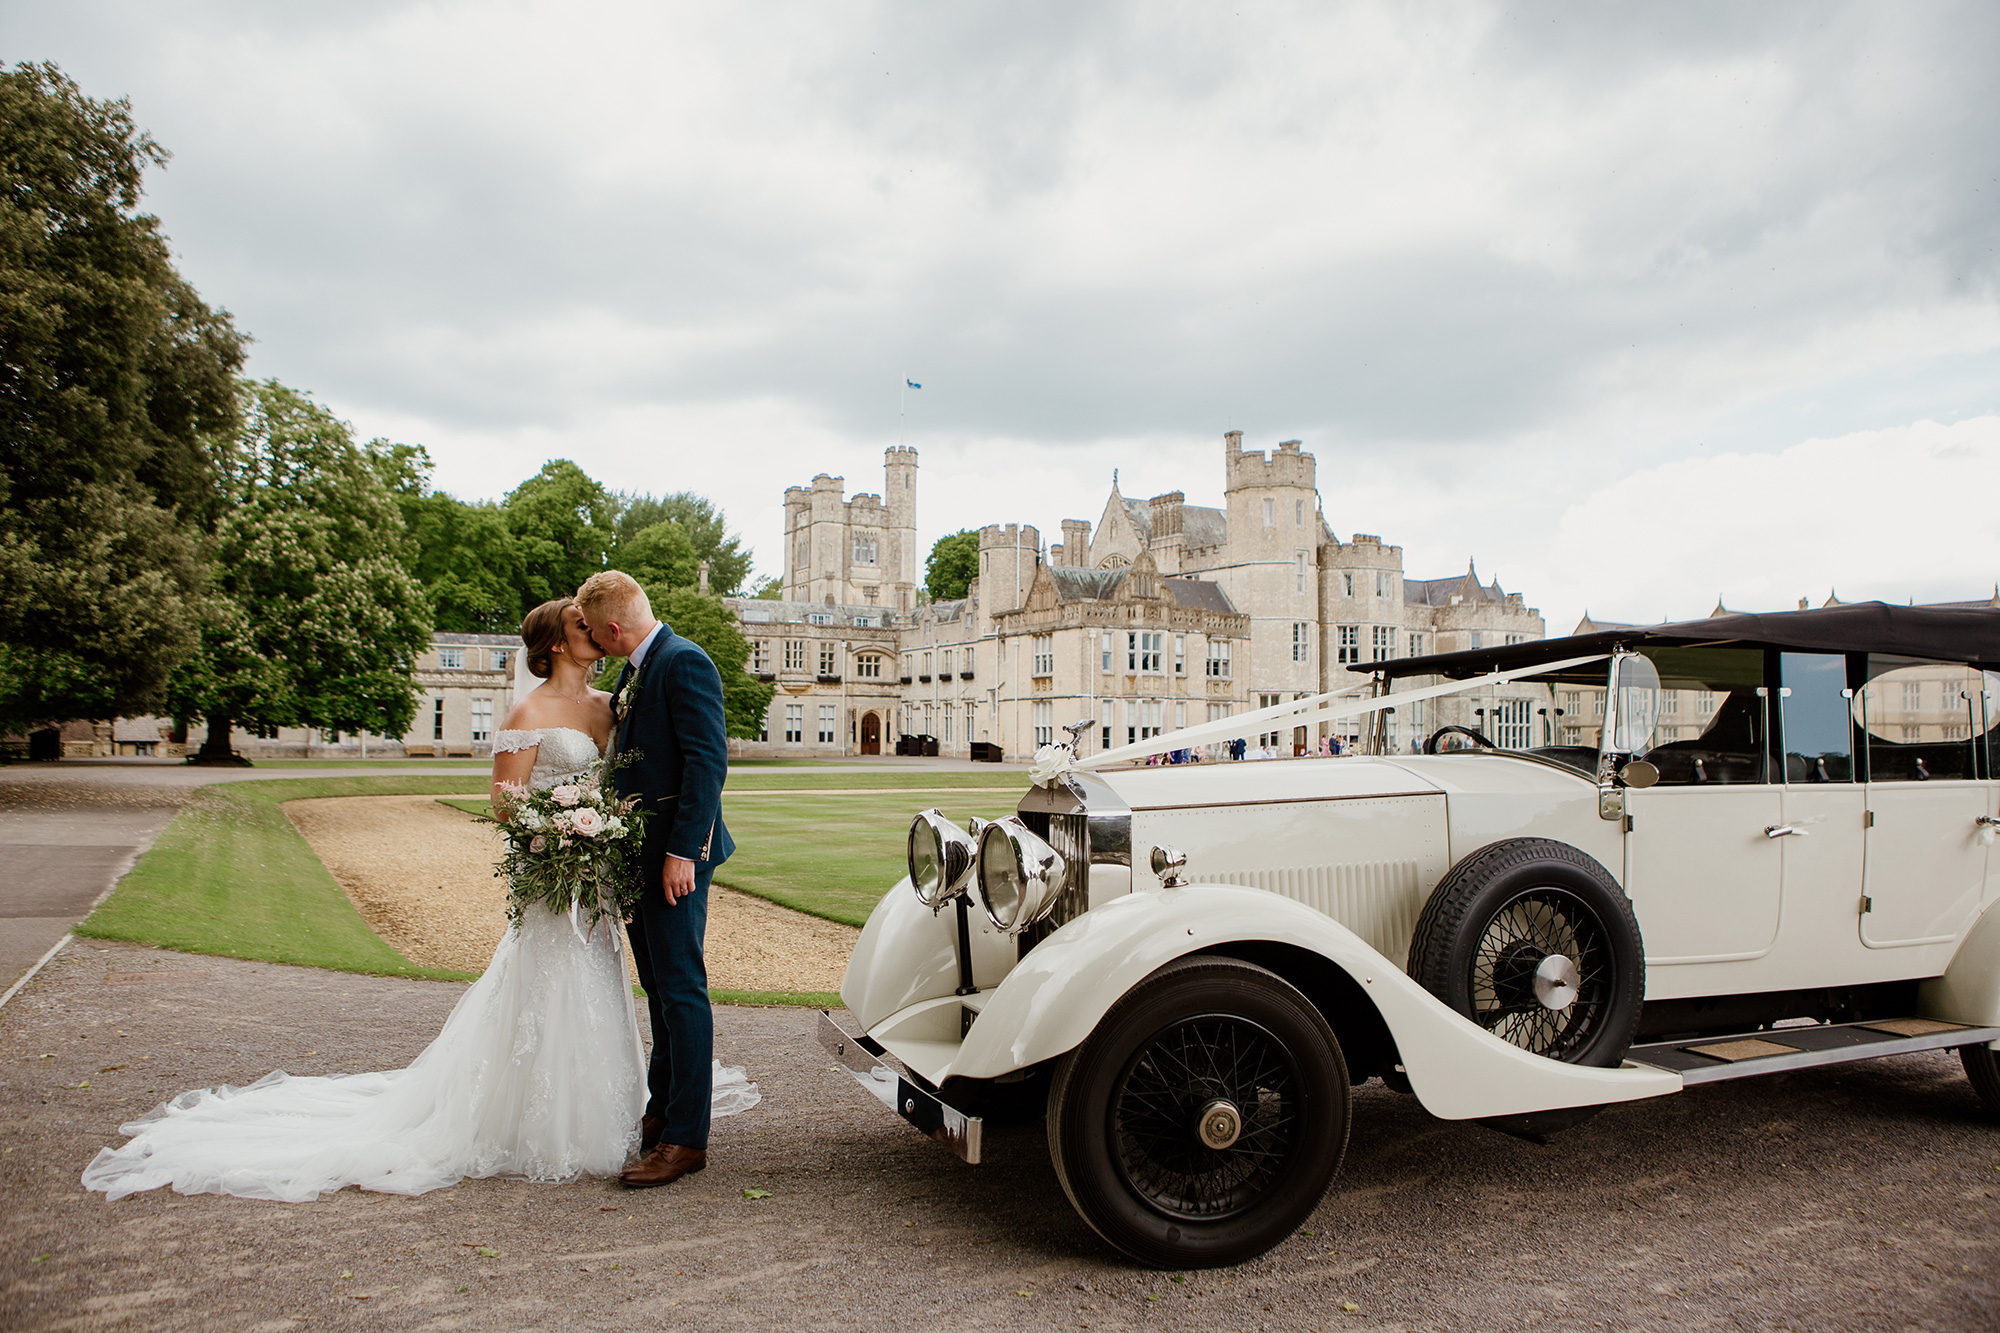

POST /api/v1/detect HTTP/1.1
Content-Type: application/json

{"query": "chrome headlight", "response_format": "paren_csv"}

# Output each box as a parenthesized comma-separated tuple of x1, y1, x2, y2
(975, 816, 1067, 935)
(908, 808, 977, 910)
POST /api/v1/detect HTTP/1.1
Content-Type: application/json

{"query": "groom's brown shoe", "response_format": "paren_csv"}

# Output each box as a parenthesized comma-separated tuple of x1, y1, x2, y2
(620, 1143, 706, 1189)
(640, 1114, 665, 1153)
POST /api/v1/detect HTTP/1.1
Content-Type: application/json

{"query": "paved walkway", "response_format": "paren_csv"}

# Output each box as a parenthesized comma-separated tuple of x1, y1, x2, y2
(4, 939, 1996, 1331)
(0, 802, 180, 998)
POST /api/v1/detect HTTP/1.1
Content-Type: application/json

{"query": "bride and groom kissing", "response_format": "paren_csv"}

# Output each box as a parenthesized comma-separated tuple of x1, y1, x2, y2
(84, 570, 756, 1203)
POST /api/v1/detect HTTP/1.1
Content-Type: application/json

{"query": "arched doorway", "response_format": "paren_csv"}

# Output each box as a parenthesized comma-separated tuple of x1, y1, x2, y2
(860, 711, 881, 755)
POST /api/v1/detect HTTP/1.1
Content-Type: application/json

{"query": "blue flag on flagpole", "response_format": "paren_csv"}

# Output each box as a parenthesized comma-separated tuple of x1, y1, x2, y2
(906, 379, 921, 389)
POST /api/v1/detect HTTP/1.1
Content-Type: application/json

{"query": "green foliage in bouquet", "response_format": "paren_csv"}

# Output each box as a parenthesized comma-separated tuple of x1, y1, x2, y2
(481, 751, 650, 929)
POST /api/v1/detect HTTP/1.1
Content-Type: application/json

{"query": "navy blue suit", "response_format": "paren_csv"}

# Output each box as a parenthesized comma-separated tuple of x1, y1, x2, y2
(611, 623, 733, 1150)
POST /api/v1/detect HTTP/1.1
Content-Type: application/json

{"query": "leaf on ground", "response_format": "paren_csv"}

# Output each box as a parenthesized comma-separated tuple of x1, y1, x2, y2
(1147, 1293, 1161, 1302)
(742, 1188, 771, 1200)
(476, 1247, 501, 1258)
(1015, 1290, 1032, 1298)
(339, 1271, 353, 1280)
(1343, 1301, 1361, 1313)
(65, 1081, 89, 1089)
(30, 1255, 49, 1264)
(1169, 1275, 1186, 1283)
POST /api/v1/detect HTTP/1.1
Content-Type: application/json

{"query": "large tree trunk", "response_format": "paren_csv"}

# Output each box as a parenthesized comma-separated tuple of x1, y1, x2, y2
(189, 713, 251, 766)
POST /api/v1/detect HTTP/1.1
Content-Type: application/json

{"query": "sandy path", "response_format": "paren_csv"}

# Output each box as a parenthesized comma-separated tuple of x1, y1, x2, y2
(284, 795, 857, 993)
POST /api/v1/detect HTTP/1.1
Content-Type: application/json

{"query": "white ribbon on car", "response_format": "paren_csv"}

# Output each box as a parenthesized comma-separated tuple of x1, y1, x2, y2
(1062, 654, 1611, 775)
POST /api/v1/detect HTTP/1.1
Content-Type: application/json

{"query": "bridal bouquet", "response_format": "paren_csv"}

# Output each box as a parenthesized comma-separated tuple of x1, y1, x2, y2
(482, 753, 649, 929)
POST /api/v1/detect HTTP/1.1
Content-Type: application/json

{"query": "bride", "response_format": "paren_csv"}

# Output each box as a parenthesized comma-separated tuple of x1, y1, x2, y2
(83, 597, 758, 1203)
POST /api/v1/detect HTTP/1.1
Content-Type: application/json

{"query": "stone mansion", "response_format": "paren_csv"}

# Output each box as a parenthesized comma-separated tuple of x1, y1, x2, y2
(728, 432, 1547, 760)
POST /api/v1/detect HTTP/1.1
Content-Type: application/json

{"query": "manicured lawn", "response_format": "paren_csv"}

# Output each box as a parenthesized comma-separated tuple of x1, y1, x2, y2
(78, 776, 481, 981)
(712, 789, 1017, 927)
(445, 782, 1024, 928)
(242, 758, 491, 769)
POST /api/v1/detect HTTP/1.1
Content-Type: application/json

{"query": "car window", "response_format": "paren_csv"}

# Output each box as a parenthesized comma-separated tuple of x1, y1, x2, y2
(1780, 653, 1854, 783)
(1859, 658, 1983, 782)
(1627, 646, 1769, 785)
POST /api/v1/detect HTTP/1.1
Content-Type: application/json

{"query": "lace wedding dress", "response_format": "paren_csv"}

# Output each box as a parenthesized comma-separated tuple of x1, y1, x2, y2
(82, 726, 759, 1203)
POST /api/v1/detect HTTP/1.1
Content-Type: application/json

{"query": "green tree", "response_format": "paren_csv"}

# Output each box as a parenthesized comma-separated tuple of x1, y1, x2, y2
(612, 491, 751, 596)
(372, 443, 527, 634)
(750, 574, 783, 600)
(166, 380, 432, 761)
(924, 529, 980, 602)
(641, 586, 774, 740)
(619, 520, 699, 591)
(0, 62, 246, 730)
(505, 460, 614, 610)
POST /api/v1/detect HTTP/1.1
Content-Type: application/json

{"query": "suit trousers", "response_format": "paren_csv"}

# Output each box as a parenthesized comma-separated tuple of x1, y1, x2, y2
(626, 867, 713, 1150)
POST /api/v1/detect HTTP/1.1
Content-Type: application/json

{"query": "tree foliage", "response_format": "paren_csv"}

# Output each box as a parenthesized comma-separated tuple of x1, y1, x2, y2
(643, 586, 774, 740)
(618, 520, 699, 590)
(0, 62, 246, 728)
(166, 381, 432, 756)
(504, 460, 616, 610)
(924, 529, 980, 602)
(612, 491, 751, 596)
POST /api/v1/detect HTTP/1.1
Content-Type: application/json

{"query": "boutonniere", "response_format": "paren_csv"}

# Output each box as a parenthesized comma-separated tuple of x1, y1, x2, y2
(610, 680, 629, 719)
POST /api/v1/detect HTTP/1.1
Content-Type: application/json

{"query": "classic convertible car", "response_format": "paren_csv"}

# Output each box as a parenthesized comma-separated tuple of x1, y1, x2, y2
(819, 602, 2000, 1268)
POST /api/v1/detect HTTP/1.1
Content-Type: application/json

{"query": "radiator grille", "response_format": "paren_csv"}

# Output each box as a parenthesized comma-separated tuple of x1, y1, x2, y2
(1203, 860, 1427, 964)
(1018, 811, 1090, 955)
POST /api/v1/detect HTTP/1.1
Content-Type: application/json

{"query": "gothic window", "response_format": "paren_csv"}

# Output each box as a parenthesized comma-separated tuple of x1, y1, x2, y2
(471, 698, 492, 743)
(853, 533, 878, 563)
(1295, 500, 1304, 526)
(855, 654, 882, 678)
(751, 640, 769, 673)
(1296, 551, 1307, 593)
(1337, 625, 1359, 666)
(1102, 630, 1114, 673)
(438, 648, 465, 670)
(783, 640, 806, 671)
(1174, 635, 1186, 675)
(1293, 623, 1310, 662)
(1343, 572, 1354, 598)
(1128, 632, 1161, 673)
(1262, 499, 1274, 528)
(1032, 636, 1053, 676)
(818, 705, 836, 744)
(1099, 554, 1129, 569)
(1408, 632, 1425, 658)
(807, 612, 832, 625)
(1206, 640, 1232, 678)
(1372, 626, 1394, 661)
(784, 704, 803, 744)
(819, 644, 837, 676)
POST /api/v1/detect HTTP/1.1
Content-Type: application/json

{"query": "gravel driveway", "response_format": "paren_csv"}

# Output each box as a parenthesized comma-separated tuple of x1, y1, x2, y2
(3, 939, 1995, 1332)
(285, 795, 857, 992)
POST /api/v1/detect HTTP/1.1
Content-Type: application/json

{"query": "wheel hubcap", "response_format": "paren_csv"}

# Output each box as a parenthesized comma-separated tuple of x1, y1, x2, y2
(1532, 953, 1580, 1011)
(1196, 1098, 1242, 1150)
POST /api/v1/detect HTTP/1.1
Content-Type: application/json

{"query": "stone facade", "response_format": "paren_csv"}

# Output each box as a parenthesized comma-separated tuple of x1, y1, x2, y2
(729, 433, 1549, 759)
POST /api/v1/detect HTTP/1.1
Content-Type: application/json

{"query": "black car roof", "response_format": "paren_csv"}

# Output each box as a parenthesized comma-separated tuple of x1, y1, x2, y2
(1363, 601, 2000, 681)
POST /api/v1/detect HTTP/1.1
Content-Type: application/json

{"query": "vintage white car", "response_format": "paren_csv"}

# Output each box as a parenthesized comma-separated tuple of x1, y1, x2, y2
(819, 603, 2000, 1268)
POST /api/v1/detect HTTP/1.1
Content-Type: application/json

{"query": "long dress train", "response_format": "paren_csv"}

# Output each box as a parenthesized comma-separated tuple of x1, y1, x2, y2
(81, 726, 758, 1203)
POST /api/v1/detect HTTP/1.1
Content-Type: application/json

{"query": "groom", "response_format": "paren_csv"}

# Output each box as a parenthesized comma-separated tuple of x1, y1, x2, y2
(578, 570, 735, 1188)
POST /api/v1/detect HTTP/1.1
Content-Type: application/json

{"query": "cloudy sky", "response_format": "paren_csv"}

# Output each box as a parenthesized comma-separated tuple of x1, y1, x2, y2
(15, 1, 2000, 628)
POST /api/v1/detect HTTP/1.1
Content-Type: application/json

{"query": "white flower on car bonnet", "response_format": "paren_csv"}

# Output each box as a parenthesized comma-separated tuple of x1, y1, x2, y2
(550, 784, 583, 808)
(571, 806, 606, 837)
(1029, 742, 1077, 788)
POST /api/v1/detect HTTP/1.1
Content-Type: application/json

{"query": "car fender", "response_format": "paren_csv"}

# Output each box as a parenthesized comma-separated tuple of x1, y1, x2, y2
(1920, 897, 2000, 1027)
(947, 883, 1681, 1120)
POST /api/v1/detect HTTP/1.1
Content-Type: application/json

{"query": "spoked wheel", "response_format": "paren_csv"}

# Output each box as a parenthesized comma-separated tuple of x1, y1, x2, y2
(1409, 838, 1644, 1135)
(1047, 956, 1349, 1269)
(1469, 888, 1615, 1060)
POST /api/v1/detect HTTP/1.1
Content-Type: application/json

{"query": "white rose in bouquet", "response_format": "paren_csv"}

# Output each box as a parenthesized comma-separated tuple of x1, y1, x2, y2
(518, 809, 547, 832)
(571, 806, 606, 837)
(528, 834, 547, 853)
(551, 784, 582, 808)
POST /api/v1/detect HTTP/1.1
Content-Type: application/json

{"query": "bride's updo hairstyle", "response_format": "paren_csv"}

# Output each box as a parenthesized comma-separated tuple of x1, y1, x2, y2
(520, 598, 576, 679)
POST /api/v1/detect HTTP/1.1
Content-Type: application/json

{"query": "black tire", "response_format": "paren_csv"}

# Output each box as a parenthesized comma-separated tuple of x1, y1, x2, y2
(1046, 956, 1350, 1269)
(1965, 1042, 2000, 1115)
(1408, 838, 1645, 1069)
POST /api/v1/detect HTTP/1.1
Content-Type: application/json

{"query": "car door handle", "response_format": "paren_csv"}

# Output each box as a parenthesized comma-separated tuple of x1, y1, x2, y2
(1763, 825, 1809, 839)
(1976, 816, 2000, 828)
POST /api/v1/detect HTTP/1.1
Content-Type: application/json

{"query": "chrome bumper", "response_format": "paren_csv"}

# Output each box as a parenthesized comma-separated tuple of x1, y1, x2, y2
(817, 1009, 982, 1165)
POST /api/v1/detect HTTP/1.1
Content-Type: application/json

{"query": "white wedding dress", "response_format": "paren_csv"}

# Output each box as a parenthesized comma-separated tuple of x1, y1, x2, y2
(82, 726, 759, 1203)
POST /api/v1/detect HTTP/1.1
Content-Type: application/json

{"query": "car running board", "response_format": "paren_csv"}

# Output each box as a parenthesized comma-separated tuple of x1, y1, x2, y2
(1627, 1017, 2000, 1086)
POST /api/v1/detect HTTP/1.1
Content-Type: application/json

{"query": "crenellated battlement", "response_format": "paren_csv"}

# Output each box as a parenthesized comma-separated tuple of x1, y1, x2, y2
(1224, 433, 1316, 492)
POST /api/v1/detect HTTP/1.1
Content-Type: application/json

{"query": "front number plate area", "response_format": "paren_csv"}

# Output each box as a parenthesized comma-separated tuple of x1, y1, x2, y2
(817, 1010, 983, 1164)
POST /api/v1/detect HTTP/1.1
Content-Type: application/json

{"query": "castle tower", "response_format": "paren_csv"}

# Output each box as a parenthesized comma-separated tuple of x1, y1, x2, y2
(779, 448, 920, 609)
(976, 523, 1040, 615)
(1147, 492, 1185, 574)
(1219, 432, 1321, 696)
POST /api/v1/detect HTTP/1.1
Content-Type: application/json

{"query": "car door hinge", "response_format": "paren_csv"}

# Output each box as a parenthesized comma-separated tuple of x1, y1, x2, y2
(1859, 894, 1872, 915)
(1864, 810, 1875, 828)
(1623, 814, 1633, 832)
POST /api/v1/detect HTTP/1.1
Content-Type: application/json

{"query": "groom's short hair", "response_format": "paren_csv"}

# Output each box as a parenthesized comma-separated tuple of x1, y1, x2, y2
(577, 570, 651, 627)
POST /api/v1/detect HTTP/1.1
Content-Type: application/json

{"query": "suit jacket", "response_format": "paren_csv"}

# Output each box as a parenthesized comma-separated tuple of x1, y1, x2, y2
(612, 624, 735, 874)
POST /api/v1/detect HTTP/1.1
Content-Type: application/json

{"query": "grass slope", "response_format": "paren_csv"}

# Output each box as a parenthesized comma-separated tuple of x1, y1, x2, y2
(78, 777, 480, 981)
(442, 783, 1019, 929)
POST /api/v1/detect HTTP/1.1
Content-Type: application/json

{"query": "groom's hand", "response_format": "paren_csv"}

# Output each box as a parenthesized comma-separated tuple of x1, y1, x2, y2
(661, 855, 696, 905)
